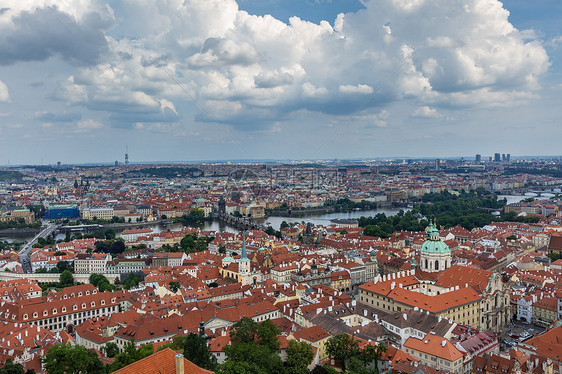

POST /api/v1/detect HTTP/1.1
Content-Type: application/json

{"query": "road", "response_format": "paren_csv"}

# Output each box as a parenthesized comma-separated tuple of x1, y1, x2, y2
(18, 222, 60, 273)
(498, 319, 545, 351)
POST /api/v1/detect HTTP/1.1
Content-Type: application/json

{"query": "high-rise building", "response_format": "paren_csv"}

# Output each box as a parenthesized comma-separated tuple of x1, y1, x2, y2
(115, 161, 119, 167)
(507, 154, 511, 162)
(475, 154, 482, 163)
(502, 154, 506, 162)
(57, 161, 61, 169)
(494, 153, 501, 162)
(435, 159, 440, 170)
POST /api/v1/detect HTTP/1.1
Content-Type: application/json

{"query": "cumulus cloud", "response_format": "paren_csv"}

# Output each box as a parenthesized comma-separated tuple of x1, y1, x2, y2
(411, 106, 442, 118)
(354, 110, 390, 127)
(40, 0, 549, 129)
(0, 80, 9, 102)
(0, 1, 114, 65)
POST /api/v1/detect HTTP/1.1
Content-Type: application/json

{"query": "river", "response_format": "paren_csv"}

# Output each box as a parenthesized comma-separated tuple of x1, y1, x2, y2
(0, 194, 547, 241)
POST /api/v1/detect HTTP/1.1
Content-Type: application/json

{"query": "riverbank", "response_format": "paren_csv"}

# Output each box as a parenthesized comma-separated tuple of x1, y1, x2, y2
(102, 219, 166, 229)
(0, 227, 42, 237)
(267, 207, 335, 216)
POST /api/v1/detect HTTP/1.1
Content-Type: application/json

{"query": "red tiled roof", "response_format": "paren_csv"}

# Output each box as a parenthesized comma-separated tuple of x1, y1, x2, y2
(112, 347, 213, 374)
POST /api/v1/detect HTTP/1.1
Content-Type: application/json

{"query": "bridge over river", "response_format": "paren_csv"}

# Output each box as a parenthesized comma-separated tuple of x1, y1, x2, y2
(214, 211, 268, 231)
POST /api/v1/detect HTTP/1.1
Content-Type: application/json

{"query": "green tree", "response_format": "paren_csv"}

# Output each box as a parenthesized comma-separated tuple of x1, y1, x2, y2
(181, 209, 205, 223)
(157, 335, 186, 351)
(105, 228, 116, 240)
(89, 273, 114, 292)
(59, 270, 74, 287)
(169, 281, 181, 293)
(217, 317, 284, 374)
(42, 344, 103, 374)
(110, 239, 126, 254)
(110, 340, 154, 371)
(360, 343, 387, 374)
(286, 339, 314, 374)
(56, 260, 72, 273)
(0, 359, 25, 374)
(104, 342, 119, 358)
(326, 334, 361, 372)
(181, 235, 196, 252)
(183, 333, 217, 370)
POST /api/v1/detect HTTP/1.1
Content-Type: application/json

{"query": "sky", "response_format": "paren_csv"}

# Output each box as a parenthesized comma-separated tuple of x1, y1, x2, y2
(0, 0, 561, 164)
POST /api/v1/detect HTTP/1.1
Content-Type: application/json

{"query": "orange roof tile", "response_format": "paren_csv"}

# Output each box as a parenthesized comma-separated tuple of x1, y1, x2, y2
(112, 347, 213, 374)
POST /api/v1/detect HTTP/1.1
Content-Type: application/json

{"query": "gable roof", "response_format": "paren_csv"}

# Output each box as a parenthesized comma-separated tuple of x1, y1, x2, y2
(112, 347, 213, 374)
(404, 333, 462, 362)
(435, 265, 492, 294)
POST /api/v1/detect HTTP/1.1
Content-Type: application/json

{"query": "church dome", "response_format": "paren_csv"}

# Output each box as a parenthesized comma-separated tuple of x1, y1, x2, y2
(420, 222, 450, 254)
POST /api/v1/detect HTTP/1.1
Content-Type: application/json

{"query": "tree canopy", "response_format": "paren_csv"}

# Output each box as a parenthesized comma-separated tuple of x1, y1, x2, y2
(42, 344, 104, 374)
(326, 335, 386, 373)
(286, 339, 314, 374)
(217, 317, 284, 374)
(110, 340, 154, 372)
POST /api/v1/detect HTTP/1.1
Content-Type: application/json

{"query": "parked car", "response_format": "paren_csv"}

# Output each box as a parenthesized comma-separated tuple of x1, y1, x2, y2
(510, 333, 519, 339)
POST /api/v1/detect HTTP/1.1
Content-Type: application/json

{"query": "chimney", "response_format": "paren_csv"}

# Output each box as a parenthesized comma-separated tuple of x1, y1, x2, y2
(175, 354, 184, 374)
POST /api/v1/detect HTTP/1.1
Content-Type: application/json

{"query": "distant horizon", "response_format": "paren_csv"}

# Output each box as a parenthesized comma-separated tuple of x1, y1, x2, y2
(4, 154, 562, 168)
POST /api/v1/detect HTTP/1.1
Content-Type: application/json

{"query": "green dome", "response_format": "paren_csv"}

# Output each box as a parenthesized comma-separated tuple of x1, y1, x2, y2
(420, 239, 450, 254)
(420, 222, 450, 254)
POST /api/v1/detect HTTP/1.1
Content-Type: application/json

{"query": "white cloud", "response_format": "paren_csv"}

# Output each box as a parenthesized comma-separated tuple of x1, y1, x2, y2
(77, 119, 103, 130)
(0, 80, 9, 102)
(411, 106, 442, 118)
(34, 0, 549, 130)
(353, 110, 390, 127)
(339, 84, 374, 95)
(0, 0, 114, 65)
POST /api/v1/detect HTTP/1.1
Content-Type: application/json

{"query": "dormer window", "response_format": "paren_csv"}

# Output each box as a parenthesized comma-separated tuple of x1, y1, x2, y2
(62, 307, 66, 313)
(90, 302, 95, 307)
(81, 303, 86, 309)
(101, 300, 105, 305)
(52, 308, 57, 314)
(23, 314, 28, 320)
(78, 292, 82, 297)
(43, 310, 48, 316)
(33, 312, 38, 318)
(73, 305, 78, 311)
